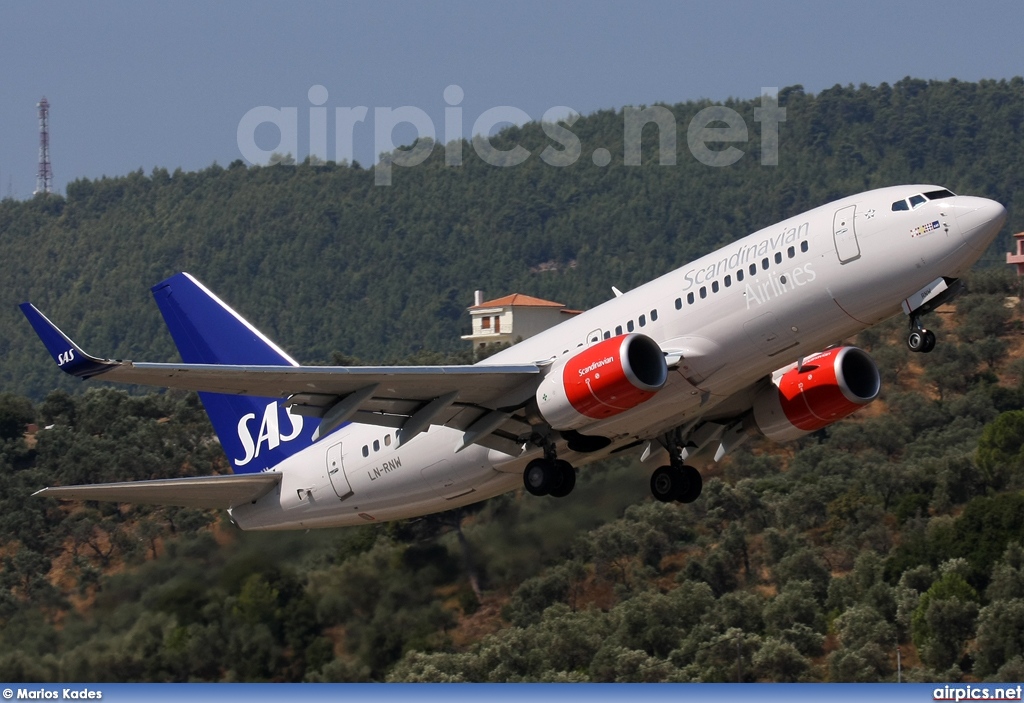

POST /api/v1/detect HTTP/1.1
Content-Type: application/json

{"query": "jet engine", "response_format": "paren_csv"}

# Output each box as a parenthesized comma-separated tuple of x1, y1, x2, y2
(752, 346, 880, 442)
(534, 333, 668, 431)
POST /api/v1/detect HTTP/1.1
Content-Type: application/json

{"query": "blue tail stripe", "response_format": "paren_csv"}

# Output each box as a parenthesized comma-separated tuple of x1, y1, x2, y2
(151, 273, 318, 474)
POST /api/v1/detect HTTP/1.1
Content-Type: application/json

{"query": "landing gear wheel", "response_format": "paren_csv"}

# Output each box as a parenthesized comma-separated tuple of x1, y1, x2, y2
(676, 466, 703, 504)
(650, 465, 703, 503)
(921, 330, 936, 354)
(907, 306, 939, 353)
(524, 458, 577, 497)
(907, 330, 925, 352)
(548, 460, 576, 498)
(524, 459, 553, 496)
(651, 465, 681, 502)
(908, 328, 936, 353)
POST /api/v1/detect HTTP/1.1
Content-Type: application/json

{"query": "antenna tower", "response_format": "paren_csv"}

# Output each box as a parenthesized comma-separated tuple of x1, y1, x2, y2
(34, 97, 52, 195)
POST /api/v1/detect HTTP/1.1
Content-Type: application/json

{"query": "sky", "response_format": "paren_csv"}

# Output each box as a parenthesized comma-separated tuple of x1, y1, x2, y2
(1, 0, 1022, 198)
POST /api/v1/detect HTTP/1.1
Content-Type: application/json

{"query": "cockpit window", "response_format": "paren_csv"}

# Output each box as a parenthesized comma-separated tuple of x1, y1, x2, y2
(892, 199, 909, 211)
(924, 189, 955, 200)
(909, 195, 927, 209)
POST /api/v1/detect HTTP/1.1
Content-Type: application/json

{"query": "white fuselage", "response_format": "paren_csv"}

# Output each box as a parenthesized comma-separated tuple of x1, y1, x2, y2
(230, 185, 1004, 529)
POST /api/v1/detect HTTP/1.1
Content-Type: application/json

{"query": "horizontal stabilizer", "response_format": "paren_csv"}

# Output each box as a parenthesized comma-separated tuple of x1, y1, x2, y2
(33, 472, 282, 509)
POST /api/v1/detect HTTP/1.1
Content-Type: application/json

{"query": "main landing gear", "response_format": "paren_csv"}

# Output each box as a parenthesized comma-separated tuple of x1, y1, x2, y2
(650, 435, 703, 503)
(650, 464, 703, 503)
(523, 444, 576, 498)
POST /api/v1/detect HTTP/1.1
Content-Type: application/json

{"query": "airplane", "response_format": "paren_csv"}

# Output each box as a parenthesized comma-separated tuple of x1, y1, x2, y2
(20, 185, 1006, 530)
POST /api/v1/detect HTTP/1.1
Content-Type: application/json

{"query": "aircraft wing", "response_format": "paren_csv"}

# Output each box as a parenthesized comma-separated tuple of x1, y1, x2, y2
(21, 303, 542, 448)
(50, 359, 540, 404)
(33, 472, 282, 509)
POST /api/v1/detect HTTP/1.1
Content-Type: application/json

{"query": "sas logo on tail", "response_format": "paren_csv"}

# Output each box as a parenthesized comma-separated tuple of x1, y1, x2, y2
(236, 402, 305, 467)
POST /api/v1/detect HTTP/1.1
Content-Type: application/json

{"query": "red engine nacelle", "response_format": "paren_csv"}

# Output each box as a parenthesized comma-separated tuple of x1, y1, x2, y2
(535, 333, 668, 431)
(752, 346, 881, 442)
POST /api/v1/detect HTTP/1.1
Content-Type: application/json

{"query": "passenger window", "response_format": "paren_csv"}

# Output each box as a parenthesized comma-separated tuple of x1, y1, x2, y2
(699, 287, 707, 299)
(362, 445, 369, 458)
(749, 264, 756, 275)
(712, 281, 719, 293)
(639, 314, 646, 327)
(724, 274, 731, 287)
(675, 298, 682, 310)
(800, 241, 809, 253)
(774, 252, 782, 264)
(737, 269, 744, 282)
(603, 331, 611, 339)
(373, 439, 380, 452)
(384, 434, 391, 447)
(627, 320, 635, 332)
(687, 292, 695, 304)
(761, 258, 769, 270)
(787, 246, 795, 258)
(892, 199, 909, 211)
(910, 195, 926, 209)
(651, 309, 658, 321)
(615, 325, 623, 335)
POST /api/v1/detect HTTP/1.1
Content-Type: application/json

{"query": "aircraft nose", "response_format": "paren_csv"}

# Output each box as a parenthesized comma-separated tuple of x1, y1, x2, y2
(953, 196, 1006, 246)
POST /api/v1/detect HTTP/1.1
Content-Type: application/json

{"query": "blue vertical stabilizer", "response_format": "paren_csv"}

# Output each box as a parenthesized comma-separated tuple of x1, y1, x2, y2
(151, 273, 318, 474)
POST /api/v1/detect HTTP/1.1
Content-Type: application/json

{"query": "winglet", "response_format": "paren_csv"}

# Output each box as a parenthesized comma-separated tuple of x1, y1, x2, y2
(19, 303, 118, 379)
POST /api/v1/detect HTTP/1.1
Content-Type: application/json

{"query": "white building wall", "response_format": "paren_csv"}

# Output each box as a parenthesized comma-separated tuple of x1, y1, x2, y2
(462, 304, 573, 348)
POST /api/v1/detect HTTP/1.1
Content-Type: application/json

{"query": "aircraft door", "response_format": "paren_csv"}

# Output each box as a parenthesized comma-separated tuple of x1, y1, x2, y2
(833, 205, 861, 263)
(587, 329, 603, 345)
(326, 442, 354, 500)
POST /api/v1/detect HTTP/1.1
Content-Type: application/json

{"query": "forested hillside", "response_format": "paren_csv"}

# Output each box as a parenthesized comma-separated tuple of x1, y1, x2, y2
(1, 78, 1023, 399)
(3, 77, 1024, 683)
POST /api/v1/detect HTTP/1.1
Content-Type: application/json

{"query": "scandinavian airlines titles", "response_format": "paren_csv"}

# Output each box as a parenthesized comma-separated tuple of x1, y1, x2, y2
(681, 221, 810, 291)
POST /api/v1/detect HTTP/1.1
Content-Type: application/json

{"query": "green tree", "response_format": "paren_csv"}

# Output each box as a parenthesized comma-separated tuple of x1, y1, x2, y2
(976, 411, 1024, 491)
(764, 580, 824, 635)
(974, 599, 1024, 677)
(0, 393, 33, 441)
(753, 637, 809, 682)
(911, 570, 979, 671)
(502, 560, 587, 626)
(987, 542, 1024, 601)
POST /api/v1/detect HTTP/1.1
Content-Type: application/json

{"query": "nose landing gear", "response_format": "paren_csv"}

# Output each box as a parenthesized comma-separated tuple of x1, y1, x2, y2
(907, 317, 936, 354)
(903, 277, 964, 354)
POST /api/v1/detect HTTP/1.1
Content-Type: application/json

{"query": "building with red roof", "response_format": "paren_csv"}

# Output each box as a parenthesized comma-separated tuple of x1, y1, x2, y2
(462, 290, 581, 351)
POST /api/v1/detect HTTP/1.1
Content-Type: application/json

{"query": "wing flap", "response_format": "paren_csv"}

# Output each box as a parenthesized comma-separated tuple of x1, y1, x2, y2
(33, 473, 282, 509)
